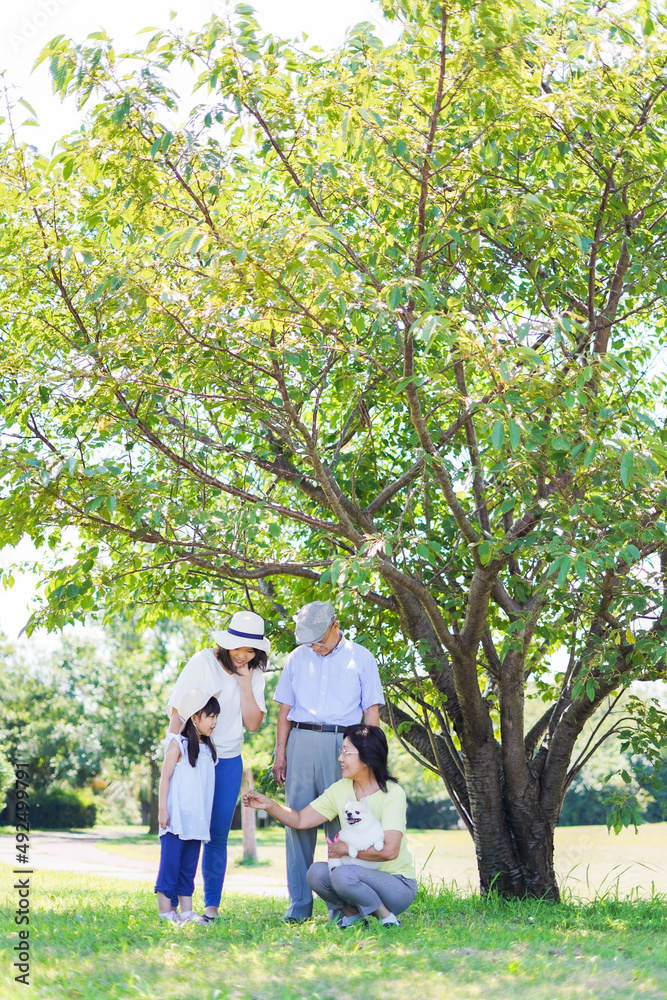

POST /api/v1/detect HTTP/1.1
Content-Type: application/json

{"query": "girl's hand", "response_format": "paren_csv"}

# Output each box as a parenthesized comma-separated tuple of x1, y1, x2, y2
(234, 662, 251, 680)
(243, 789, 270, 810)
(159, 808, 170, 829)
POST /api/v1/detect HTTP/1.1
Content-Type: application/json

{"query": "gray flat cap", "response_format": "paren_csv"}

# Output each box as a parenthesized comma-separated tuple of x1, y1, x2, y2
(294, 601, 336, 644)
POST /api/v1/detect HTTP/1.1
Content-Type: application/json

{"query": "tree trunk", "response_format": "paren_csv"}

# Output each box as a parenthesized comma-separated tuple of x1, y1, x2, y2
(241, 767, 258, 862)
(4, 789, 16, 826)
(148, 759, 160, 835)
(464, 741, 560, 900)
(387, 585, 562, 901)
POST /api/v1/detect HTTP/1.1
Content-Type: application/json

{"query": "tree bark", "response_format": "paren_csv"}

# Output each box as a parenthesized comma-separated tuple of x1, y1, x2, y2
(462, 740, 559, 900)
(384, 593, 562, 900)
(241, 767, 258, 862)
(4, 789, 16, 827)
(148, 758, 160, 836)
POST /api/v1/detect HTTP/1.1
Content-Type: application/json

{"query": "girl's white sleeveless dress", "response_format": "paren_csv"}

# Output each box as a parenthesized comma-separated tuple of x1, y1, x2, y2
(159, 733, 216, 842)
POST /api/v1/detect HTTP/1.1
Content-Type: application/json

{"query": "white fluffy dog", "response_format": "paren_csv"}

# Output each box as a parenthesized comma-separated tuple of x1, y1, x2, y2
(327, 798, 385, 871)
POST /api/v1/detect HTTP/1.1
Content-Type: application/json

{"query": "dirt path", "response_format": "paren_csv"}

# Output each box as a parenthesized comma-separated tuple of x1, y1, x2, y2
(1, 829, 288, 897)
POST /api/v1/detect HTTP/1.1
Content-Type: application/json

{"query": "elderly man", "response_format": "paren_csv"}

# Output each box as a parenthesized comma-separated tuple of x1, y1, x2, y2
(272, 601, 384, 922)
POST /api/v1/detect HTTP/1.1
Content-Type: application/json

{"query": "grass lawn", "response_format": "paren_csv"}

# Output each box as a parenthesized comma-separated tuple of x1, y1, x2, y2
(1, 866, 666, 1000)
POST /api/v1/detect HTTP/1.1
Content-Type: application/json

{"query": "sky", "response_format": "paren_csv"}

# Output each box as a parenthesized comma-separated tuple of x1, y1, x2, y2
(1, 0, 397, 152)
(0, 0, 397, 640)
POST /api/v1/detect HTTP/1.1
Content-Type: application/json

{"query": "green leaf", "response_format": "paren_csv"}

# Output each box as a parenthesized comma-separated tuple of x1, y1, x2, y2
(574, 555, 587, 583)
(583, 442, 597, 468)
(387, 286, 401, 309)
(620, 451, 634, 488)
(491, 420, 505, 450)
(19, 98, 39, 120)
(478, 540, 492, 565)
(556, 556, 572, 587)
(508, 419, 521, 450)
(393, 375, 424, 393)
(514, 345, 544, 366)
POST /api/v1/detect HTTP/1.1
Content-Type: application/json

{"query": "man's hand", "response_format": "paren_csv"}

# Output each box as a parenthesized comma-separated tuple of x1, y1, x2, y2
(272, 752, 287, 787)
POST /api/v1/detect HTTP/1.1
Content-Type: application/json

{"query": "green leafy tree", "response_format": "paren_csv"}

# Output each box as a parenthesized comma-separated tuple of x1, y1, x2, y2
(59, 619, 187, 832)
(0, 636, 104, 823)
(0, 747, 16, 816)
(2, 0, 667, 897)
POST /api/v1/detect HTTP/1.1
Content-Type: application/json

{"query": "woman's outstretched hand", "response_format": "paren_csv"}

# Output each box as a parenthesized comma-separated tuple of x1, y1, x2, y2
(243, 789, 271, 810)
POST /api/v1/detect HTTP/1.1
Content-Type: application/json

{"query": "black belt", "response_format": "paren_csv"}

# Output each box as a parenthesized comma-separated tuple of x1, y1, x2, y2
(292, 722, 346, 733)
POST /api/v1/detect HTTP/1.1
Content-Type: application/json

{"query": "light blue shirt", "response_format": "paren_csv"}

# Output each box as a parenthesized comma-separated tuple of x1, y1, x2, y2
(273, 636, 384, 725)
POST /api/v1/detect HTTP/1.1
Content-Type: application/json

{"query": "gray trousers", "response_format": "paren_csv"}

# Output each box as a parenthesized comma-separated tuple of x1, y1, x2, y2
(284, 727, 344, 919)
(307, 862, 418, 919)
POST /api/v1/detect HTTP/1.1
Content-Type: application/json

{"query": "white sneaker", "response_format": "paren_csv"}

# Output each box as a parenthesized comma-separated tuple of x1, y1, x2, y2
(179, 911, 206, 925)
(338, 913, 368, 929)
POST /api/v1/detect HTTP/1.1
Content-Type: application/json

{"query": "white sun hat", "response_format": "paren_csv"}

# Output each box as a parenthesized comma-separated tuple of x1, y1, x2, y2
(177, 688, 222, 733)
(211, 610, 271, 655)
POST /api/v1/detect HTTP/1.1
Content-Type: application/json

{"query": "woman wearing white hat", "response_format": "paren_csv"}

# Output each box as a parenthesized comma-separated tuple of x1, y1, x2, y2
(166, 610, 270, 921)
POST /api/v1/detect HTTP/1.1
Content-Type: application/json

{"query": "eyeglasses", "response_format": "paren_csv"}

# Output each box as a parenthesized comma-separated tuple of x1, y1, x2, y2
(308, 625, 333, 648)
(339, 748, 359, 756)
(308, 621, 339, 649)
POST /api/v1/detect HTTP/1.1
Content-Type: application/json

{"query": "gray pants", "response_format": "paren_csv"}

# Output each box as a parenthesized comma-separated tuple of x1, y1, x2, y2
(284, 727, 344, 919)
(307, 862, 418, 919)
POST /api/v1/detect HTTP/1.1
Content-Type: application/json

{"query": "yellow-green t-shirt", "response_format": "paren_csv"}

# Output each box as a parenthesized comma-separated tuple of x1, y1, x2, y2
(310, 778, 415, 879)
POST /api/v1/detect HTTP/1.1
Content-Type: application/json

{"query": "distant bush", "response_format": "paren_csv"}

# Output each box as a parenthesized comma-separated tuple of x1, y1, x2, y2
(0, 749, 13, 815)
(634, 760, 667, 823)
(558, 783, 609, 826)
(30, 787, 96, 829)
(406, 797, 459, 829)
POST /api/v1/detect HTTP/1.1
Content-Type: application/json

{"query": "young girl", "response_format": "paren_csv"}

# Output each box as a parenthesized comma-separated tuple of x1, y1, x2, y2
(155, 687, 220, 925)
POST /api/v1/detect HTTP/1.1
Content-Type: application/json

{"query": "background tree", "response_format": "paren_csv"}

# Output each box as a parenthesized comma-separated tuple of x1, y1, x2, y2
(0, 634, 104, 823)
(59, 618, 186, 832)
(2, 0, 667, 897)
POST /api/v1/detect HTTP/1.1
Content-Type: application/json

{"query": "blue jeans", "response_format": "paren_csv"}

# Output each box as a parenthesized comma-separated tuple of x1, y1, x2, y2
(155, 832, 201, 899)
(169, 755, 243, 909)
(203, 754, 243, 908)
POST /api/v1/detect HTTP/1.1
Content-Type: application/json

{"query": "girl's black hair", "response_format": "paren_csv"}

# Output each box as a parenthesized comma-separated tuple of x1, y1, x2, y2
(214, 645, 268, 675)
(183, 695, 220, 767)
(343, 723, 397, 793)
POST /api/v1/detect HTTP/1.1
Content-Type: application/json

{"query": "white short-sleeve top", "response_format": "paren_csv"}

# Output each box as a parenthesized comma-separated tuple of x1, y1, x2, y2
(160, 733, 215, 842)
(167, 648, 266, 759)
